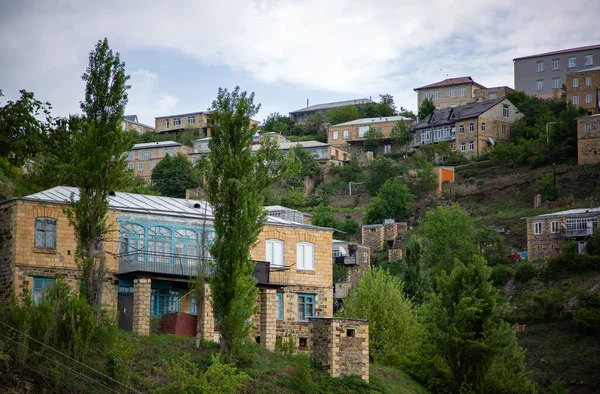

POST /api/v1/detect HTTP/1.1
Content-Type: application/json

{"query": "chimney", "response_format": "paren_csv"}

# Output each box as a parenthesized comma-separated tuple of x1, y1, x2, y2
(307, 99, 309, 108)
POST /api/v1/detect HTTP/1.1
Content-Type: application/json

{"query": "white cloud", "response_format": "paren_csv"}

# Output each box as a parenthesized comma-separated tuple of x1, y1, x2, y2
(127, 69, 179, 126)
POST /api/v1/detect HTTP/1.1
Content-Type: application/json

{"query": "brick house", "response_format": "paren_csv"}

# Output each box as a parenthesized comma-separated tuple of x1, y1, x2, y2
(0, 187, 334, 351)
(577, 113, 600, 165)
(412, 98, 522, 157)
(566, 67, 600, 115)
(327, 115, 416, 156)
(126, 141, 192, 179)
(525, 208, 599, 260)
(122, 115, 155, 134)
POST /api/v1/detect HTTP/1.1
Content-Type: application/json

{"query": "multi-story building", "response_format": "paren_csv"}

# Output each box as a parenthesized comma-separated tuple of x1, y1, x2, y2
(414, 76, 486, 110)
(473, 86, 515, 103)
(361, 220, 408, 262)
(566, 67, 600, 115)
(332, 240, 370, 300)
(513, 44, 600, 98)
(122, 115, 155, 134)
(0, 186, 335, 351)
(126, 141, 192, 179)
(327, 115, 415, 155)
(577, 113, 600, 165)
(155, 111, 212, 135)
(289, 98, 375, 123)
(525, 208, 599, 260)
(411, 98, 522, 157)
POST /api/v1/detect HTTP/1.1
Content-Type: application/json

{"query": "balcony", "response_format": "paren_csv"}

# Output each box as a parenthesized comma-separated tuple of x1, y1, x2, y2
(334, 255, 357, 266)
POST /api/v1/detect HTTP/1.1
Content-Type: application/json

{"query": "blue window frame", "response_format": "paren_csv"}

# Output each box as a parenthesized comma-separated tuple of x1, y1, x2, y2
(190, 295, 198, 315)
(32, 277, 55, 305)
(150, 289, 180, 317)
(276, 293, 284, 321)
(297, 294, 315, 322)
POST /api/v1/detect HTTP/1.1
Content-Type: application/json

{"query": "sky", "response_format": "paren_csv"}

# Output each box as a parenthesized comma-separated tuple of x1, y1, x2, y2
(1, 0, 599, 127)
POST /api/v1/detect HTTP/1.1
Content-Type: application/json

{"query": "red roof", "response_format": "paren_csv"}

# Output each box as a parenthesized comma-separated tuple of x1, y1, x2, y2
(414, 76, 486, 91)
(513, 44, 600, 61)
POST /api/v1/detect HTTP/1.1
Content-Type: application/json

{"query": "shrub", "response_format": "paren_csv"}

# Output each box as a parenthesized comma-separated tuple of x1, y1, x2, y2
(534, 172, 559, 201)
(490, 265, 512, 287)
(524, 288, 566, 321)
(280, 187, 306, 208)
(545, 253, 600, 279)
(514, 262, 537, 283)
(572, 293, 600, 330)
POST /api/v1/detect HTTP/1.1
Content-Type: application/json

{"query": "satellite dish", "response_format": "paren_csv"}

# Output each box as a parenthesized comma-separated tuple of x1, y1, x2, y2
(338, 246, 347, 256)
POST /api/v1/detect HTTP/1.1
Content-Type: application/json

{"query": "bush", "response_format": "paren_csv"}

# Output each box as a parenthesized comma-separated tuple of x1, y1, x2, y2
(514, 262, 537, 283)
(524, 288, 566, 321)
(490, 265, 512, 287)
(534, 173, 559, 201)
(572, 293, 600, 330)
(338, 219, 360, 240)
(280, 187, 306, 208)
(545, 253, 600, 279)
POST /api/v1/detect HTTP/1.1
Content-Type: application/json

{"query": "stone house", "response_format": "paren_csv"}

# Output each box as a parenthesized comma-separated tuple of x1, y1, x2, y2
(126, 141, 192, 180)
(525, 207, 599, 260)
(289, 98, 374, 124)
(265, 205, 311, 224)
(577, 113, 600, 165)
(0, 186, 335, 352)
(566, 67, 600, 115)
(327, 115, 416, 156)
(122, 115, 155, 134)
(361, 220, 408, 262)
(414, 76, 486, 110)
(412, 98, 522, 158)
(332, 240, 370, 300)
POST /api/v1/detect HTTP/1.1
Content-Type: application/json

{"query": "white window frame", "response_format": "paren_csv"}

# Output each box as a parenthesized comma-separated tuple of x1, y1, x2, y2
(343, 129, 349, 139)
(585, 54, 593, 66)
(358, 126, 369, 138)
(585, 123, 591, 133)
(128, 163, 134, 170)
(165, 119, 170, 129)
(468, 141, 474, 151)
(503, 105, 509, 118)
(552, 59, 560, 70)
(573, 95, 579, 105)
(137, 163, 144, 172)
(266, 239, 284, 268)
(424, 92, 430, 99)
(586, 93, 592, 104)
(449, 88, 456, 98)
(481, 123, 486, 132)
(173, 117, 181, 126)
(552, 78, 560, 89)
(569, 56, 576, 68)
(534, 222, 542, 235)
(459, 124, 464, 134)
(536, 80, 544, 91)
(489, 92, 497, 100)
(536, 61, 544, 72)
(573, 78, 579, 88)
(384, 144, 392, 154)
(551, 221, 559, 234)
(332, 130, 339, 140)
(469, 123, 474, 132)
(502, 125, 507, 136)
(460, 143, 466, 152)
(459, 87, 466, 97)
(188, 116, 195, 124)
(150, 162, 155, 170)
(142, 150, 151, 160)
(586, 76, 592, 86)
(433, 90, 440, 99)
(297, 242, 315, 270)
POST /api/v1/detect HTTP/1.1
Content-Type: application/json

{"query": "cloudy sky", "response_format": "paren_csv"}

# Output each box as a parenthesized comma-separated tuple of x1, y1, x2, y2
(1, 0, 598, 126)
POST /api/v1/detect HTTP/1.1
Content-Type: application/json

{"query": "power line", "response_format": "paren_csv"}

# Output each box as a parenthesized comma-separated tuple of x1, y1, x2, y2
(0, 320, 142, 394)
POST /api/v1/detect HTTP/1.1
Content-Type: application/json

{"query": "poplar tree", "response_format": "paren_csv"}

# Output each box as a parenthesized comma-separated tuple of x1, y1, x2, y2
(206, 87, 296, 356)
(66, 38, 132, 306)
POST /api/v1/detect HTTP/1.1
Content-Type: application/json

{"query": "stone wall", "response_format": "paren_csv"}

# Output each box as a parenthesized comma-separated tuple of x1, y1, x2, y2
(133, 278, 151, 335)
(309, 317, 369, 382)
(0, 202, 16, 304)
(566, 70, 600, 115)
(577, 115, 600, 165)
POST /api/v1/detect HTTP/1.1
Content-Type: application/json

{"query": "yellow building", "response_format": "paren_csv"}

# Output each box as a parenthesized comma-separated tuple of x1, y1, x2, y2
(126, 141, 192, 179)
(122, 115, 155, 134)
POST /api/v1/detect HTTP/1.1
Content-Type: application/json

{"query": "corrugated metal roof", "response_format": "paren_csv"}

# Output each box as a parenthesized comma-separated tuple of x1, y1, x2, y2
(17, 187, 329, 230)
(524, 207, 600, 219)
(330, 115, 413, 127)
(132, 141, 181, 150)
(290, 98, 375, 114)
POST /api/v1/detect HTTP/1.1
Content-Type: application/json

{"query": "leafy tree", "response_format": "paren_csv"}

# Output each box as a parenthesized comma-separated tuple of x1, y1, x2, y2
(206, 86, 295, 357)
(326, 105, 359, 125)
(364, 179, 413, 224)
(286, 144, 319, 187)
(404, 159, 438, 196)
(424, 204, 477, 271)
(475, 226, 509, 266)
(261, 112, 292, 135)
(329, 155, 363, 183)
(280, 186, 306, 209)
(390, 121, 412, 152)
(378, 94, 397, 115)
(0, 89, 53, 166)
(418, 97, 436, 120)
(124, 171, 157, 195)
(304, 111, 327, 141)
(364, 156, 404, 196)
(65, 38, 133, 306)
(339, 268, 425, 365)
(363, 127, 384, 153)
(424, 256, 535, 393)
(396, 236, 430, 304)
(151, 153, 200, 198)
(338, 218, 360, 240)
(534, 172, 559, 201)
(398, 106, 417, 120)
(310, 203, 338, 228)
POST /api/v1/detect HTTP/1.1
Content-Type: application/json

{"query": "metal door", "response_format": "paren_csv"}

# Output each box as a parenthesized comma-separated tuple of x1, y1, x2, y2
(118, 293, 134, 331)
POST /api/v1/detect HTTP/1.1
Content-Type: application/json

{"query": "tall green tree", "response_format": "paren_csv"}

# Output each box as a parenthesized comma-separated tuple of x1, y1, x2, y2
(364, 156, 404, 196)
(363, 127, 384, 153)
(326, 105, 359, 125)
(390, 120, 412, 152)
(310, 203, 338, 228)
(424, 204, 477, 271)
(363, 179, 413, 224)
(424, 256, 535, 393)
(65, 38, 132, 306)
(261, 112, 292, 135)
(286, 144, 319, 187)
(206, 87, 296, 357)
(151, 153, 200, 198)
(304, 111, 327, 141)
(397, 236, 430, 304)
(418, 97, 436, 120)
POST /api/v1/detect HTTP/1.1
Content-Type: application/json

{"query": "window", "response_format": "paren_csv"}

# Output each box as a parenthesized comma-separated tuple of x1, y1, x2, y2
(551, 221, 559, 234)
(266, 239, 284, 267)
(192, 156, 198, 165)
(433, 90, 440, 99)
(481, 122, 486, 132)
(459, 87, 466, 97)
(573, 95, 579, 105)
(489, 92, 497, 99)
(127, 152, 133, 160)
(573, 78, 579, 88)
(343, 129, 349, 139)
(356, 146, 362, 153)
(585, 123, 591, 133)
(536, 61, 544, 72)
(459, 124, 464, 134)
(128, 163, 134, 170)
(585, 54, 593, 66)
(569, 56, 576, 68)
(424, 92, 430, 99)
(276, 293, 283, 321)
(552, 59, 560, 70)
(297, 242, 315, 270)
(384, 144, 392, 154)
(142, 150, 151, 160)
(150, 289, 180, 317)
(503, 105, 509, 117)
(187, 116, 195, 125)
(586, 93, 592, 104)
(150, 162, 155, 170)
(358, 126, 369, 138)
(552, 78, 560, 89)
(173, 117, 181, 126)
(32, 278, 55, 305)
(460, 143, 466, 152)
(137, 163, 144, 172)
(468, 123, 474, 132)
(34, 218, 57, 249)
(332, 130, 339, 140)
(449, 88, 456, 97)
(468, 141, 474, 151)
(297, 294, 315, 321)
(536, 80, 544, 91)
(165, 119, 170, 129)
(586, 76, 591, 86)
(534, 222, 542, 235)
(502, 125, 507, 136)
(190, 296, 198, 315)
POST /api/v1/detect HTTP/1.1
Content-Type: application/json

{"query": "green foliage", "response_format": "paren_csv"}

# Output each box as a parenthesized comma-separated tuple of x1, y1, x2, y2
(424, 256, 535, 393)
(490, 265, 512, 288)
(304, 111, 327, 142)
(364, 179, 413, 224)
(515, 262, 538, 282)
(206, 86, 295, 356)
(404, 158, 438, 196)
(475, 226, 509, 266)
(154, 353, 251, 394)
(261, 112, 292, 135)
(363, 127, 384, 153)
(544, 253, 600, 279)
(417, 97, 435, 120)
(548, 379, 568, 394)
(274, 335, 296, 355)
(329, 155, 363, 183)
(326, 105, 359, 125)
(311, 203, 337, 227)
(572, 292, 600, 330)
(286, 144, 319, 187)
(281, 186, 307, 209)
(151, 153, 200, 198)
(356, 95, 396, 119)
(339, 268, 424, 365)
(525, 288, 567, 321)
(390, 121, 411, 151)
(105, 336, 135, 385)
(333, 263, 350, 284)
(424, 204, 477, 271)
(395, 236, 431, 304)
(338, 218, 360, 240)
(586, 232, 600, 255)
(365, 156, 404, 196)
(534, 173, 559, 201)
